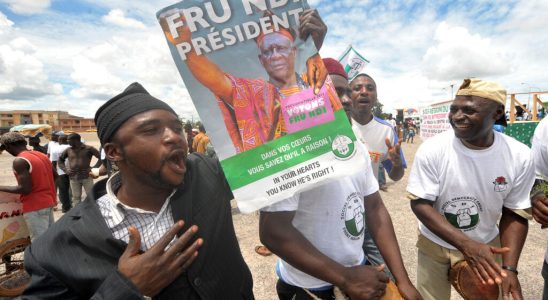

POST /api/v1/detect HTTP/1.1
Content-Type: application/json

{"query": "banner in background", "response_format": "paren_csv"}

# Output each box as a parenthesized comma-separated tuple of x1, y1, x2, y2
(419, 100, 452, 139)
(158, 0, 366, 213)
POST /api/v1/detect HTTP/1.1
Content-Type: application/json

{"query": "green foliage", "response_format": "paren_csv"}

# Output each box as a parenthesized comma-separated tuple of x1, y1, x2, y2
(183, 120, 193, 131)
(373, 101, 389, 119)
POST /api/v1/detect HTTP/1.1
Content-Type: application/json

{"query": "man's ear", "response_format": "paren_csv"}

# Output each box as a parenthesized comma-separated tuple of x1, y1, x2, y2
(493, 104, 504, 121)
(103, 142, 123, 162)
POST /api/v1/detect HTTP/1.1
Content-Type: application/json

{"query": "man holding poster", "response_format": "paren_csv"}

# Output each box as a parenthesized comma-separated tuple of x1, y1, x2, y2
(258, 59, 421, 300)
(160, 8, 341, 153)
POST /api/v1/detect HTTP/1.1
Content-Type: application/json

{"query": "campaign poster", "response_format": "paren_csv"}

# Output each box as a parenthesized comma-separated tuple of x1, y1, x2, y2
(157, 0, 367, 213)
(419, 100, 452, 139)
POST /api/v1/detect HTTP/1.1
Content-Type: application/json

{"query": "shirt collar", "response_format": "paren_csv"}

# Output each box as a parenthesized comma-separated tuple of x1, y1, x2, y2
(105, 172, 176, 226)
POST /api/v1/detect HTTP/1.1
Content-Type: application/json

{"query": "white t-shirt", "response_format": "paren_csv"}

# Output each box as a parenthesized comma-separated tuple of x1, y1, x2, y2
(47, 141, 58, 158)
(407, 130, 535, 250)
(352, 117, 406, 179)
(50, 144, 70, 175)
(261, 142, 379, 289)
(532, 118, 548, 262)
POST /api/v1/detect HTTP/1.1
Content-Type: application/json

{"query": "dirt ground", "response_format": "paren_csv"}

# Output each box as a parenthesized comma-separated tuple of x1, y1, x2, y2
(0, 133, 545, 299)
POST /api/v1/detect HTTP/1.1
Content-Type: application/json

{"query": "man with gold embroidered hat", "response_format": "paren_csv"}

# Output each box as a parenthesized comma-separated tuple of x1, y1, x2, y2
(160, 9, 341, 153)
(407, 78, 535, 299)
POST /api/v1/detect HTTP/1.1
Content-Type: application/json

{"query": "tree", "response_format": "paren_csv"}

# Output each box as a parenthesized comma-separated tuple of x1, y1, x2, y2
(183, 120, 193, 131)
(373, 100, 389, 119)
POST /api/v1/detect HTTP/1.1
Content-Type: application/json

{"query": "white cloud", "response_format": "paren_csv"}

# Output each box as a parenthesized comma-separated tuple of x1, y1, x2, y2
(102, 9, 146, 29)
(0, 11, 14, 31)
(0, 13, 62, 101)
(65, 29, 196, 118)
(3, 0, 547, 120)
(0, 44, 62, 99)
(0, 0, 51, 15)
(70, 54, 124, 99)
(9, 37, 37, 52)
(421, 22, 511, 82)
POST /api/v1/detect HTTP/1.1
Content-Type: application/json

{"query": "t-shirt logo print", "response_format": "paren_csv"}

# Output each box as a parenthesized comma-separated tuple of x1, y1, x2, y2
(341, 192, 365, 240)
(331, 135, 355, 160)
(442, 197, 481, 231)
(493, 176, 508, 192)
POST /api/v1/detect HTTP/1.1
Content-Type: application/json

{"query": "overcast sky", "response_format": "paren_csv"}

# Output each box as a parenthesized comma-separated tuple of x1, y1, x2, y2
(1, 0, 546, 120)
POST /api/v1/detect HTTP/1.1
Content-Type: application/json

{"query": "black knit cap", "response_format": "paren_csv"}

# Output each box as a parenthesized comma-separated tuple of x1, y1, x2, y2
(95, 82, 177, 145)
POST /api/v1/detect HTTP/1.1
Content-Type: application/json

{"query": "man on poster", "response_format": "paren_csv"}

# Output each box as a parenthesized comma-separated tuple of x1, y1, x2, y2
(407, 78, 535, 299)
(160, 8, 341, 153)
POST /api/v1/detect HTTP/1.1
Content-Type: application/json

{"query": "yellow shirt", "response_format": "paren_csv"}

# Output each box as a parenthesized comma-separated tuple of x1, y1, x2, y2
(192, 132, 210, 154)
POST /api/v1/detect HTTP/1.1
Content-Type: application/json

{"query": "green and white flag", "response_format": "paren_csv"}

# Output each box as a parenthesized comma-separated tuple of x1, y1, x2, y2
(338, 45, 369, 81)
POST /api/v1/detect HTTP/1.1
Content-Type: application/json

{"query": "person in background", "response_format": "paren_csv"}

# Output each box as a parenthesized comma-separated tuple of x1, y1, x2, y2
(492, 113, 507, 133)
(204, 141, 218, 161)
(50, 134, 72, 212)
(402, 119, 409, 143)
(184, 122, 194, 154)
(0, 132, 56, 240)
(407, 126, 416, 144)
(46, 132, 60, 158)
(387, 114, 397, 129)
(58, 133, 101, 208)
(28, 136, 47, 154)
(192, 125, 210, 155)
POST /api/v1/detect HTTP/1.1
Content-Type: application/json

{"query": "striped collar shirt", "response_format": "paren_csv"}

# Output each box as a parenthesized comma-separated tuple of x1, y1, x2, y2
(97, 173, 176, 251)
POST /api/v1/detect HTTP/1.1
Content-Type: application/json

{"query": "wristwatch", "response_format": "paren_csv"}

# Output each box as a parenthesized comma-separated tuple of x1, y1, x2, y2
(502, 265, 518, 275)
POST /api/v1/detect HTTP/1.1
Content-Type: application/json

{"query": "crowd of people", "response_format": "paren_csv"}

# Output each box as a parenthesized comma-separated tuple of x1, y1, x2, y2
(0, 8, 546, 300)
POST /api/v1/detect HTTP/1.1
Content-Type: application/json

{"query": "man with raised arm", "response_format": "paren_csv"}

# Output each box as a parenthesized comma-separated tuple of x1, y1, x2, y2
(160, 9, 341, 153)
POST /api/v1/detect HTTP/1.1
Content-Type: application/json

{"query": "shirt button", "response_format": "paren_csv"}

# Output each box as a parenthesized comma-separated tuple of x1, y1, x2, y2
(193, 277, 202, 286)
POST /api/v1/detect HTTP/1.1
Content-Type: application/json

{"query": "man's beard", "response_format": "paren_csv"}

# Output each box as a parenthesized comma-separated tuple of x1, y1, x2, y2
(148, 158, 178, 189)
(123, 149, 179, 190)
